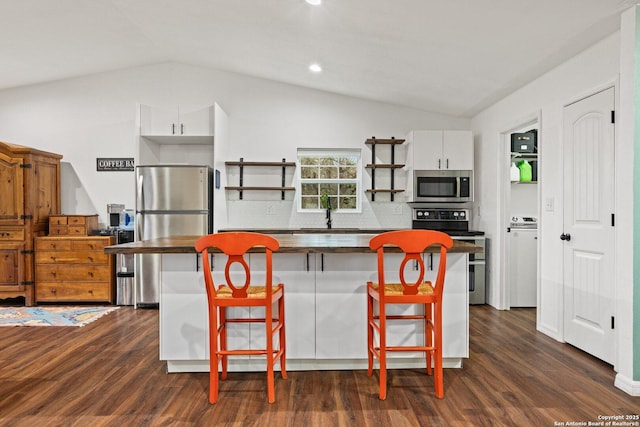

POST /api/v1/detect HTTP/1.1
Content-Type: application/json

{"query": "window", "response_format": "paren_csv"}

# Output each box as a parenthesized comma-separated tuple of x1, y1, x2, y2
(297, 149, 361, 212)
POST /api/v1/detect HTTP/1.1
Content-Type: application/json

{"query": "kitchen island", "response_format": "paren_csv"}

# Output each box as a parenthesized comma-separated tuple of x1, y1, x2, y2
(106, 233, 481, 373)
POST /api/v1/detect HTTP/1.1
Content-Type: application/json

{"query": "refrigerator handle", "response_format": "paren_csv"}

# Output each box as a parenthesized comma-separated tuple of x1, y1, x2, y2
(137, 174, 144, 213)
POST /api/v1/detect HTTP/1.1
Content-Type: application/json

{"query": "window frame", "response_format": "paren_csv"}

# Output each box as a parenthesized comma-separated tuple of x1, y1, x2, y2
(296, 148, 362, 213)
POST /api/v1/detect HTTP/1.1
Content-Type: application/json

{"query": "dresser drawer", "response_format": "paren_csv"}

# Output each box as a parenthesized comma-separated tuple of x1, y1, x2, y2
(35, 239, 72, 251)
(0, 228, 25, 242)
(35, 251, 110, 265)
(49, 225, 69, 236)
(36, 264, 111, 281)
(36, 282, 112, 302)
(72, 239, 110, 252)
(68, 216, 87, 225)
(48, 215, 98, 236)
(49, 216, 68, 226)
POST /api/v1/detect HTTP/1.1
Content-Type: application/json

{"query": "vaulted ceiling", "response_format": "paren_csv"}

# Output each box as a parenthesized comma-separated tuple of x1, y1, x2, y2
(0, 0, 634, 117)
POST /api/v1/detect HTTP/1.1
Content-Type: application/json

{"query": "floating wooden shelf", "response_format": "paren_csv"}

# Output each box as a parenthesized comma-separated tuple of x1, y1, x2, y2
(365, 138, 405, 145)
(226, 186, 296, 191)
(365, 189, 405, 193)
(365, 137, 405, 201)
(365, 164, 405, 169)
(225, 158, 296, 200)
(225, 161, 296, 167)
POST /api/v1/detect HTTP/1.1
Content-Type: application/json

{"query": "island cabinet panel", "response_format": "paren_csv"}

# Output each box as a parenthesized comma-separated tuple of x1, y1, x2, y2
(157, 250, 469, 373)
(249, 253, 316, 359)
(34, 236, 115, 303)
(315, 253, 373, 359)
(0, 141, 62, 306)
(159, 253, 209, 362)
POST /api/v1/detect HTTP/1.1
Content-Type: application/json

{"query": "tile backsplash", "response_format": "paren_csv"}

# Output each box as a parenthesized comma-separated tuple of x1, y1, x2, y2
(225, 201, 411, 230)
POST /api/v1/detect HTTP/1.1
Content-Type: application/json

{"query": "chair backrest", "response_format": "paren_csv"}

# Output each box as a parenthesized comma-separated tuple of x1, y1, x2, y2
(194, 232, 280, 299)
(369, 229, 453, 298)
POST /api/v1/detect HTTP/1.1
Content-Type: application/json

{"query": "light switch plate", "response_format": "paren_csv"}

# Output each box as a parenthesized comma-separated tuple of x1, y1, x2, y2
(545, 197, 554, 212)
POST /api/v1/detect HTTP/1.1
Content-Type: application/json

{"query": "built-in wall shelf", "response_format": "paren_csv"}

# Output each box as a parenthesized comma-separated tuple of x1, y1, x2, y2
(365, 137, 405, 201)
(511, 152, 538, 183)
(511, 152, 537, 161)
(225, 158, 296, 200)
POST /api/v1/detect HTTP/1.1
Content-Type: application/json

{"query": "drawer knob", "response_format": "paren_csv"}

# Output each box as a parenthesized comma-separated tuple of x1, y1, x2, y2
(50, 289, 56, 294)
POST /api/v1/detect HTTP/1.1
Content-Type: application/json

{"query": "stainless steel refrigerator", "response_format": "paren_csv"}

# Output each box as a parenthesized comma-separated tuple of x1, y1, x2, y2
(135, 165, 213, 307)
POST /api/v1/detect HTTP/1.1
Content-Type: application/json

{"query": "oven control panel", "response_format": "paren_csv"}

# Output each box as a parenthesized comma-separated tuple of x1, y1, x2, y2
(413, 208, 469, 221)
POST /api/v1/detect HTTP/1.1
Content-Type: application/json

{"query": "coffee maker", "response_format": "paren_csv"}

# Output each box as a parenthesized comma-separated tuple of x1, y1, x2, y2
(108, 204, 134, 305)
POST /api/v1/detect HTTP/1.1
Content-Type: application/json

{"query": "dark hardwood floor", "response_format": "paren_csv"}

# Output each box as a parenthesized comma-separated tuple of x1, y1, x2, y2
(0, 305, 637, 426)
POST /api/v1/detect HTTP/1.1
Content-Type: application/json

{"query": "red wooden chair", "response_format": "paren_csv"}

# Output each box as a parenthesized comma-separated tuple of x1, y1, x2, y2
(367, 229, 453, 400)
(194, 232, 286, 403)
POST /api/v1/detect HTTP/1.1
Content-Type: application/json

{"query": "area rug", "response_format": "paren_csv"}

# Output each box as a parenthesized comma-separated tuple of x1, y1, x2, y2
(0, 306, 120, 327)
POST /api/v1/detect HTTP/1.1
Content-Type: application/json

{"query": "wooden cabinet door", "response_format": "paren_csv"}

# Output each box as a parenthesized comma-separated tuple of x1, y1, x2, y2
(0, 243, 24, 289)
(32, 156, 60, 227)
(0, 151, 24, 226)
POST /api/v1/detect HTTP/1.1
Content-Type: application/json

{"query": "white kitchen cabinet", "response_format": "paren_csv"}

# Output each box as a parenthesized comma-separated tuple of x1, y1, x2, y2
(140, 104, 213, 139)
(158, 249, 468, 372)
(315, 253, 374, 359)
(250, 253, 316, 359)
(159, 253, 208, 363)
(372, 252, 468, 359)
(426, 252, 469, 358)
(159, 253, 251, 370)
(409, 130, 473, 171)
(509, 229, 538, 307)
(137, 103, 227, 168)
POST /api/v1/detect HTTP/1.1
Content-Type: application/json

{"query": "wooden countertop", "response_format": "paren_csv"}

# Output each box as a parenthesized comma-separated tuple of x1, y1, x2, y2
(104, 234, 482, 255)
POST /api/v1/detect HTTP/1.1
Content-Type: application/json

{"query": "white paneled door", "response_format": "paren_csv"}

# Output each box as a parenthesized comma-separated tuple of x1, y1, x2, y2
(562, 87, 615, 364)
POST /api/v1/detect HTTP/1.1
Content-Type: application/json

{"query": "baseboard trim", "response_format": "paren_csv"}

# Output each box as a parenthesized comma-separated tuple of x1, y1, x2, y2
(614, 373, 640, 396)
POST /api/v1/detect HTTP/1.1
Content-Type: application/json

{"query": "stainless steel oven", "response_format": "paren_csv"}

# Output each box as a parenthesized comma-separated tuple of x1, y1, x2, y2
(412, 207, 486, 304)
(412, 170, 473, 203)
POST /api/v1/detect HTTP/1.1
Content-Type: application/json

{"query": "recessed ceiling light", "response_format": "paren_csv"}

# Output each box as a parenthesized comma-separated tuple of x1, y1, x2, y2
(309, 63, 322, 73)
(306, 0, 321, 5)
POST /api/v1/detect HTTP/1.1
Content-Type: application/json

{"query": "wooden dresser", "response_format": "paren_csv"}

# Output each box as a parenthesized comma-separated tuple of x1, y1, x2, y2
(0, 140, 62, 306)
(49, 214, 99, 236)
(35, 236, 116, 303)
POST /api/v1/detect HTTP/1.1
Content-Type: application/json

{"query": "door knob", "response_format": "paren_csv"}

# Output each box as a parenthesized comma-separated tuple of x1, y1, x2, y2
(560, 233, 571, 241)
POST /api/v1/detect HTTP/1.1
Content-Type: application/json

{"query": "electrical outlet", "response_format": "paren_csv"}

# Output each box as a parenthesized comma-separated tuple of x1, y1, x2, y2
(393, 204, 403, 215)
(266, 205, 276, 215)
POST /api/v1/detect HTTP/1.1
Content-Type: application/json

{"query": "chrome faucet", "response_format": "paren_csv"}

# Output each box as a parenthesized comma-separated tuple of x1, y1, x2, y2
(326, 198, 332, 229)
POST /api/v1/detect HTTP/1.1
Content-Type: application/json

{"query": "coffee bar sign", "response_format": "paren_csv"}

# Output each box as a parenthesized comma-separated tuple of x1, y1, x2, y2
(96, 158, 134, 172)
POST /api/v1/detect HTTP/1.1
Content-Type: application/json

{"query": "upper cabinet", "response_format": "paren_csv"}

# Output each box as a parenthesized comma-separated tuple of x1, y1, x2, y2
(139, 104, 214, 144)
(409, 130, 473, 171)
(137, 103, 227, 167)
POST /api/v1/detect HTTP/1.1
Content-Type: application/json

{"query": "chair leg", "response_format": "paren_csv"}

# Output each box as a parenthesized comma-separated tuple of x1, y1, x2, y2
(279, 294, 287, 380)
(434, 302, 444, 399)
(379, 302, 387, 400)
(220, 307, 228, 380)
(425, 303, 433, 375)
(367, 292, 374, 376)
(266, 302, 275, 403)
(209, 306, 220, 404)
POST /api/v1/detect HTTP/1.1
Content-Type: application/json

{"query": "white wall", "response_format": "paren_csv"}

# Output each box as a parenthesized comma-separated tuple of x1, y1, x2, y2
(471, 32, 620, 323)
(471, 32, 621, 335)
(615, 5, 637, 395)
(0, 62, 470, 229)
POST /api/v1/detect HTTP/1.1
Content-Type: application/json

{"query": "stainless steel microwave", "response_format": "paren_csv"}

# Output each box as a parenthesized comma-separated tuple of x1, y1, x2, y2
(412, 170, 473, 203)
